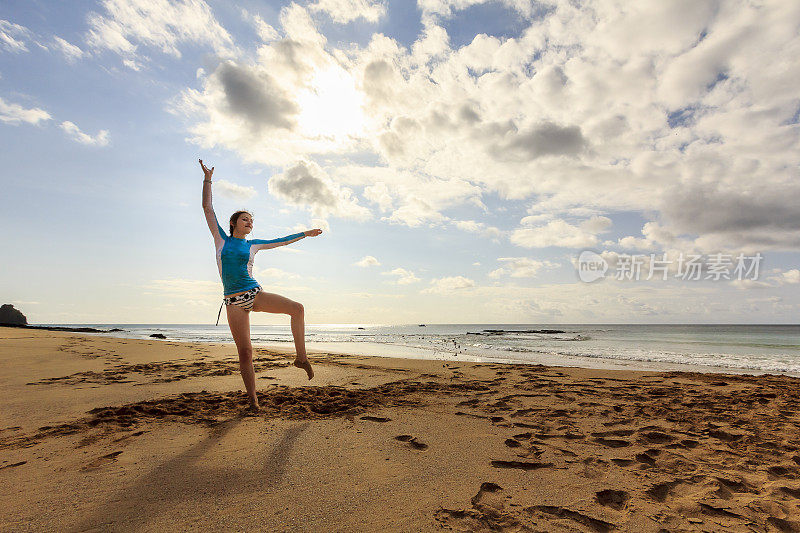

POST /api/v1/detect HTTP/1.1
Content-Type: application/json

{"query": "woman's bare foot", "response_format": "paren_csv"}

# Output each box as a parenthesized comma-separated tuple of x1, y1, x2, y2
(294, 358, 314, 380)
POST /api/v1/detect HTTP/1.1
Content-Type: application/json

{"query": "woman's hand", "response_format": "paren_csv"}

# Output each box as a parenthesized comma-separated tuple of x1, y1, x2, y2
(199, 159, 214, 180)
(304, 229, 323, 237)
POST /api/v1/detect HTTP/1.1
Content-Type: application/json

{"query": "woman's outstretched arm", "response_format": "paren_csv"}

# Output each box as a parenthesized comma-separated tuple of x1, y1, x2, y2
(200, 159, 227, 245)
(251, 229, 323, 251)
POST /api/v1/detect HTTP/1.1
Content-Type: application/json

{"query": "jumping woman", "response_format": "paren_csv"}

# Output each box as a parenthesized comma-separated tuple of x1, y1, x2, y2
(200, 159, 321, 410)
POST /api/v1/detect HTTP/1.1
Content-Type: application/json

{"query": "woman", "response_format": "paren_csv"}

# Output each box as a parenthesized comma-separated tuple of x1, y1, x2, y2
(200, 159, 321, 411)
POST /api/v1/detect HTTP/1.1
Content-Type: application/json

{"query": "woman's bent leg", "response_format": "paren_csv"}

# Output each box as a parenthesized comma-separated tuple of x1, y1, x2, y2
(226, 304, 259, 407)
(252, 291, 313, 380)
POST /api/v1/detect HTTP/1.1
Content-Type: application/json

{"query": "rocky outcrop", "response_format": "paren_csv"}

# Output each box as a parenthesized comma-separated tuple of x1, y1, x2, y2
(0, 304, 27, 325)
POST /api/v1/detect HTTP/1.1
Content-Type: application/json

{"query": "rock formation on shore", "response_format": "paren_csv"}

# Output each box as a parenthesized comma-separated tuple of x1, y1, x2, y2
(0, 304, 27, 325)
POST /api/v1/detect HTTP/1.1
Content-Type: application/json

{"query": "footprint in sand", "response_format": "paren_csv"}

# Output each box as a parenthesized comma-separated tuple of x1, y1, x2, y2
(768, 465, 799, 479)
(594, 437, 630, 448)
(395, 434, 428, 450)
(767, 517, 800, 532)
(490, 460, 553, 471)
(645, 479, 683, 502)
(595, 489, 630, 510)
(778, 486, 800, 499)
(638, 430, 675, 444)
(470, 482, 506, 510)
(82, 450, 123, 470)
(530, 505, 616, 533)
(635, 452, 656, 466)
(361, 416, 391, 422)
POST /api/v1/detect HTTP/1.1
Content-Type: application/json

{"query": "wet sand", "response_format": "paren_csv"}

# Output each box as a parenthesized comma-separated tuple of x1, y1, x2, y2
(2, 326, 800, 532)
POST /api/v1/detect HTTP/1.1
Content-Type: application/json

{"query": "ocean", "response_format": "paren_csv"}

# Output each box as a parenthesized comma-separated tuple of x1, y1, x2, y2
(38, 323, 800, 377)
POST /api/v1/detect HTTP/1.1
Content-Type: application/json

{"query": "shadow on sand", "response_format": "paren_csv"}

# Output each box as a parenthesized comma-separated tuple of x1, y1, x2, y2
(70, 417, 310, 532)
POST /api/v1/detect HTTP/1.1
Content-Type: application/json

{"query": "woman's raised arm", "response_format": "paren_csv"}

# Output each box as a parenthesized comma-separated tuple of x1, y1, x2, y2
(200, 159, 227, 244)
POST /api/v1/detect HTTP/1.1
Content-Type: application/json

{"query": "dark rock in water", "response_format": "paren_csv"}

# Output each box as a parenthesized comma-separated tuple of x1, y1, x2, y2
(150, 333, 167, 339)
(467, 328, 566, 335)
(357, 327, 365, 330)
(0, 304, 27, 325)
(109, 328, 123, 332)
(418, 324, 426, 327)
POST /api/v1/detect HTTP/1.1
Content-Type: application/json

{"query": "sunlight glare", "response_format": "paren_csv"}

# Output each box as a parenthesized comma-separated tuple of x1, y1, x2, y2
(295, 65, 367, 140)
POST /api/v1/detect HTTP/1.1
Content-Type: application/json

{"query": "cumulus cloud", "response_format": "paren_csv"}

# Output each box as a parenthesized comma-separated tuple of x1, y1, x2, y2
(214, 179, 257, 201)
(452, 219, 502, 240)
(354, 255, 380, 267)
(489, 122, 588, 162)
(85, 0, 236, 62)
(171, 0, 800, 254)
(269, 160, 371, 220)
(766, 268, 800, 286)
(511, 216, 612, 249)
(422, 276, 476, 294)
(489, 257, 561, 279)
(382, 267, 420, 285)
(331, 165, 483, 228)
(308, 0, 386, 24)
(0, 97, 51, 125)
(781, 269, 800, 284)
(59, 121, 110, 146)
(363, 181, 392, 212)
(216, 61, 298, 131)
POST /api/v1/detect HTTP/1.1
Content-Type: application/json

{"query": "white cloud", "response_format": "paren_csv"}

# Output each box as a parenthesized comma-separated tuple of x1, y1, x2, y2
(618, 222, 678, 251)
(422, 276, 476, 294)
(308, 0, 386, 24)
(354, 255, 380, 267)
(781, 269, 800, 285)
(123, 58, 143, 71)
(310, 217, 330, 232)
(170, 1, 800, 253)
(452, 219, 503, 241)
(215, 179, 257, 201)
(241, 9, 280, 41)
(363, 181, 392, 212)
(60, 121, 110, 146)
(52, 36, 85, 62)
(0, 97, 51, 125)
(0, 19, 33, 53)
(511, 216, 612, 249)
(258, 267, 299, 279)
(765, 268, 800, 286)
(382, 267, 420, 285)
(489, 257, 561, 279)
(85, 0, 236, 63)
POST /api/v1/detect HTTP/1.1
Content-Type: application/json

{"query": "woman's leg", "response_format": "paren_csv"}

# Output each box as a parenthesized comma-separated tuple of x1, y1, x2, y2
(252, 291, 314, 380)
(226, 304, 259, 407)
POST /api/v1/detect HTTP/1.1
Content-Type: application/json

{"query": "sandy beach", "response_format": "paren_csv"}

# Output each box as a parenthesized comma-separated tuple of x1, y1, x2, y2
(2, 326, 800, 532)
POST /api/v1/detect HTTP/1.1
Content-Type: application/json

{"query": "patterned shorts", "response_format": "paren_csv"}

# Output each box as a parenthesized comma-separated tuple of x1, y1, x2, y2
(223, 286, 262, 311)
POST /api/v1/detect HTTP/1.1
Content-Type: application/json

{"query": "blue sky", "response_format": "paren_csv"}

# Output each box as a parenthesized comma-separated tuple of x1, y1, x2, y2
(1, 0, 799, 325)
